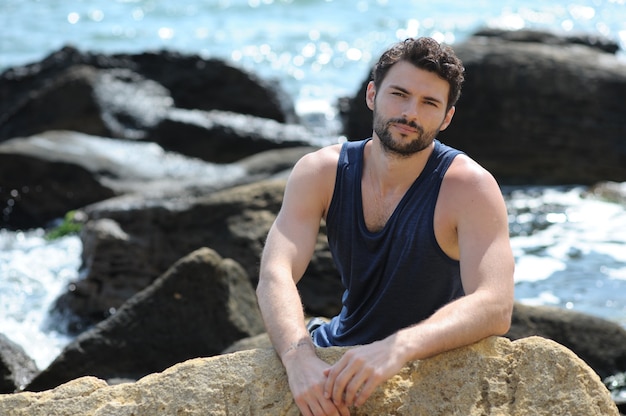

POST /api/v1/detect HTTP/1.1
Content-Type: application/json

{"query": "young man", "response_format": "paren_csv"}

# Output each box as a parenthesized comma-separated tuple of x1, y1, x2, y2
(256, 37, 515, 416)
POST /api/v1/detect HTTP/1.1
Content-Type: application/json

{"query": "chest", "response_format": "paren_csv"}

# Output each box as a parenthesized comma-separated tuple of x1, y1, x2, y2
(361, 182, 406, 233)
(359, 178, 458, 260)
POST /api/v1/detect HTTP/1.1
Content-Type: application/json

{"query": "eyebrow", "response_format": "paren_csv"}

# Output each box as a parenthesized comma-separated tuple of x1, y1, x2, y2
(389, 84, 444, 105)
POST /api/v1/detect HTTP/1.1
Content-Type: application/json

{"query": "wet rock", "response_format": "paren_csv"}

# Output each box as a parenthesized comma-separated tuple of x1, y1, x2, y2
(26, 247, 264, 392)
(148, 107, 316, 163)
(53, 179, 342, 327)
(0, 334, 39, 393)
(506, 303, 626, 380)
(0, 46, 296, 142)
(0, 130, 248, 229)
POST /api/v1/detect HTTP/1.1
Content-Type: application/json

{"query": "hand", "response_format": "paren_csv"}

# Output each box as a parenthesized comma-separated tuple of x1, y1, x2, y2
(285, 355, 351, 416)
(323, 339, 406, 408)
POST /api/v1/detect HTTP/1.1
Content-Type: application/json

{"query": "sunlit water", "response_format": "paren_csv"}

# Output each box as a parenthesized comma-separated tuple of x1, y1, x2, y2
(2, 0, 625, 113)
(1, 0, 625, 370)
(0, 230, 79, 369)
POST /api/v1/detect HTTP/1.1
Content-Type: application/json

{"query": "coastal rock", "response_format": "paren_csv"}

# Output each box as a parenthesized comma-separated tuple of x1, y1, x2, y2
(0, 133, 116, 230)
(149, 107, 317, 163)
(26, 247, 264, 392)
(0, 46, 296, 143)
(343, 29, 626, 185)
(506, 303, 626, 380)
(54, 179, 342, 326)
(0, 130, 315, 230)
(588, 181, 626, 205)
(2, 337, 619, 415)
(0, 334, 38, 394)
(0, 130, 248, 229)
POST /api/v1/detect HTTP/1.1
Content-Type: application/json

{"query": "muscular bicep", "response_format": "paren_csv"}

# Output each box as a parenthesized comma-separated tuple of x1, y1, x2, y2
(260, 147, 338, 284)
(448, 160, 515, 297)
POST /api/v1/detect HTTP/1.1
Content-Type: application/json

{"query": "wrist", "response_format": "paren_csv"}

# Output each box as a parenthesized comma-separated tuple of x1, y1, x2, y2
(388, 329, 419, 363)
(280, 337, 316, 366)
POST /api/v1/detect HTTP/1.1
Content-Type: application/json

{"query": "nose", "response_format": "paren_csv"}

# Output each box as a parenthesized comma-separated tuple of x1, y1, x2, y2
(401, 99, 419, 121)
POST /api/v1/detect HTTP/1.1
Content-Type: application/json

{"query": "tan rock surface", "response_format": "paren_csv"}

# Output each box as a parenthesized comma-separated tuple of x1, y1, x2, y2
(0, 336, 618, 415)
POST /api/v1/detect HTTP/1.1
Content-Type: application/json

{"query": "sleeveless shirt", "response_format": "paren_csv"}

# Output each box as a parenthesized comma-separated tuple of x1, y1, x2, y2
(312, 138, 465, 347)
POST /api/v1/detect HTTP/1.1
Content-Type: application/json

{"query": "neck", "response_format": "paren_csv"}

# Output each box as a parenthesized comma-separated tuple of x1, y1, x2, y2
(365, 137, 434, 195)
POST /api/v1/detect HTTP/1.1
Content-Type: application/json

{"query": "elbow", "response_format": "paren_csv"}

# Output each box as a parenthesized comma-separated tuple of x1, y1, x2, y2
(493, 298, 514, 336)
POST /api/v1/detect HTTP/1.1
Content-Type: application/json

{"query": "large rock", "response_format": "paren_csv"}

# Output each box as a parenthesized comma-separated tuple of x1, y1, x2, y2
(0, 130, 316, 230)
(506, 303, 626, 380)
(54, 179, 343, 327)
(1, 337, 619, 415)
(0, 334, 39, 394)
(149, 107, 317, 163)
(0, 46, 296, 142)
(25, 247, 264, 392)
(0, 130, 250, 229)
(342, 29, 626, 185)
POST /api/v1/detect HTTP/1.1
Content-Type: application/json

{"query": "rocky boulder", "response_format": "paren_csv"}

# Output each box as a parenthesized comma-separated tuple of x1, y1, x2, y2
(0, 130, 248, 229)
(342, 29, 626, 185)
(506, 303, 626, 380)
(1, 337, 619, 415)
(0, 334, 39, 394)
(53, 179, 342, 327)
(0, 130, 317, 230)
(149, 107, 318, 163)
(25, 247, 264, 392)
(0, 46, 296, 143)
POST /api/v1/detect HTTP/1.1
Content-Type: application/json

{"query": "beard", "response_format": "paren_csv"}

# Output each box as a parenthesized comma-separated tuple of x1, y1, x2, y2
(373, 111, 441, 157)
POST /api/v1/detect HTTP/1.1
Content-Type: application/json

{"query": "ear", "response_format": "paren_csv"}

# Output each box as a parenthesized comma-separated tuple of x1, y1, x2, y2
(439, 106, 455, 131)
(366, 81, 376, 111)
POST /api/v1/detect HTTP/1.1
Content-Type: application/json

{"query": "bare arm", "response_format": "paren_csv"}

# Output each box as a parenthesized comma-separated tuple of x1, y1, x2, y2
(324, 155, 515, 407)
(256, 145, 348, 416)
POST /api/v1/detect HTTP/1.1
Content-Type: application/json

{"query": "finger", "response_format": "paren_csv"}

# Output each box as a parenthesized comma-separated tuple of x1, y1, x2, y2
(354, 378, 379, 407)
(319, 398, 349, 416)
(343, 370, 370, 407)
(323, 361, 344, 400)
(329, 364, 356, 405)
(305, 400, 326, 416)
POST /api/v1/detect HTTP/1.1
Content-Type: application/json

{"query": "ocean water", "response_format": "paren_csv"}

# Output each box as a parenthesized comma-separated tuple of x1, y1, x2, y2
(1, 0, 626, 369)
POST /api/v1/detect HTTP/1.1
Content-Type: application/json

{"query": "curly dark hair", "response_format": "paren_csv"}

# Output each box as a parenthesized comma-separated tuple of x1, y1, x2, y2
(372, 37, 465, 110)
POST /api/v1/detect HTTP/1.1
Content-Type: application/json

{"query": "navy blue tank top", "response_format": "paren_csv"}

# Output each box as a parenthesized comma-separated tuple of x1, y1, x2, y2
(312, 139, 465, 347)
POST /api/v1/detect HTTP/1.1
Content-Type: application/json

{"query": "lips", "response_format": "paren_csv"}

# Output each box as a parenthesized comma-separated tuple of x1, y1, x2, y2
(392, 122, 418, 134)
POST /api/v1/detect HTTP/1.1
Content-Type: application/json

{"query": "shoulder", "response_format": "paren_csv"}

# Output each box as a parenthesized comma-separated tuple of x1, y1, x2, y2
(435, 153, 510, 260)
(293, 143, 342, 172)
(288, 144, 342, 188)
(438, 153, 508, 226)
(443, 154, 502, 198)
(283, 143, 342, 217)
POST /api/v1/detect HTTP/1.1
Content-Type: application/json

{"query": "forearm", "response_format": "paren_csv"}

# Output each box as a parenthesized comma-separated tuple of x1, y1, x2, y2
(256, 271, 317, 365)
(391, 289, 513, 363)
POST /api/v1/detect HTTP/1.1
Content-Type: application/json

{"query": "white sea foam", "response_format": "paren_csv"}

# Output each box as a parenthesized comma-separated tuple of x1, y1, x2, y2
(0, 230, 80, 369)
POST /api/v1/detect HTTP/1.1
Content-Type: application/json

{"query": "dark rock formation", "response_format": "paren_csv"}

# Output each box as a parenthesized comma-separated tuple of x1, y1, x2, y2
(505, 303, 626, 380)
(0, 46, 296, 143)
(0, 334, 39, 393)
(52, 179, 342, 328)
(26, 247, 264, 392)
(148, 108, 316, 163)
(0, 130, 317, 230)
(342, 29, 626, 185)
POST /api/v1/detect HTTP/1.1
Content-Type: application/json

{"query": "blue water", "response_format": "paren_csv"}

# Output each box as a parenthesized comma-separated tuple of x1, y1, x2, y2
(1, 0, 625, 369)
(2, 0, 625, 108)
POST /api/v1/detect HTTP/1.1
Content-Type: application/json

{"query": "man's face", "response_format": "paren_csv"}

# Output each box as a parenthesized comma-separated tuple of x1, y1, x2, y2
(367, 61, 455, 157)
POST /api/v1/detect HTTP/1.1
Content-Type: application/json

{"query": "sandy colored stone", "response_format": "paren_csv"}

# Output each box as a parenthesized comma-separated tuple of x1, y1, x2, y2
(0, 336, 618, 415)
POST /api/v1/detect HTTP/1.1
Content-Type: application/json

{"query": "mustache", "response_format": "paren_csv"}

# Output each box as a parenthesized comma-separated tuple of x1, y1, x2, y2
(388, 118, 423, 132)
